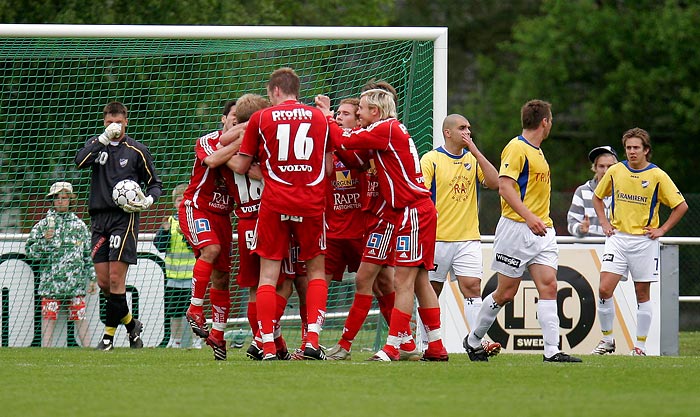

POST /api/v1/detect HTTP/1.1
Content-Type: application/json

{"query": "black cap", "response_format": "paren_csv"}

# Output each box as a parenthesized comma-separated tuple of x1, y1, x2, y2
(588, 145, 618, 163)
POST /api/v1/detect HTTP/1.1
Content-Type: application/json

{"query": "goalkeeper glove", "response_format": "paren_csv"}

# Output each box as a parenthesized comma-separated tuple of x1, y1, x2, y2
(122, 202, 141, 213)
(122, 190, 153, 213)
(97, 123, 122, 145)
(135, 189, 154, 210)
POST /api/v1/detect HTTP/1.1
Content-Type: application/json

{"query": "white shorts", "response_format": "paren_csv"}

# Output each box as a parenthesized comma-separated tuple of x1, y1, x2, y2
(600, 232, 659, 282)
(491, 217, 558, 278)
(429, 240, 482, 282)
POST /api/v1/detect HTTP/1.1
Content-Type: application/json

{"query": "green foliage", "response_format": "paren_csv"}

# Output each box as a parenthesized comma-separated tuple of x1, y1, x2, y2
(462, 0, 700, 192)
(0, 0, 393, 26)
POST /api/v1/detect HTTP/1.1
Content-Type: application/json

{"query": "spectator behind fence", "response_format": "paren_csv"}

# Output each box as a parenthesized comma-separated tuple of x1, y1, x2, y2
(25, 182, 96, 347)
(567, 146, 618, 237)
(154, 183, 200, 349)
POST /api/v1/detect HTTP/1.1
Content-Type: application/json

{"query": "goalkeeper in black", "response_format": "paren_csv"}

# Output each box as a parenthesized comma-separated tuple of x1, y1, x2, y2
(75, 101, 162, 351)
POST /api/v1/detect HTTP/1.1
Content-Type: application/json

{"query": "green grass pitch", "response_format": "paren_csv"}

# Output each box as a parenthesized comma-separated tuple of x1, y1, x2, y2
(2, 332, 699, 417)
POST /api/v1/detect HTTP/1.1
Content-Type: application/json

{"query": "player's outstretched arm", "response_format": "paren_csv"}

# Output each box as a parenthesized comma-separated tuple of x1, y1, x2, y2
(232, 153, 253, 175)
(204, 140, 241, 169)
(219, 122, 247, 147)
(315, 95, 333, 118)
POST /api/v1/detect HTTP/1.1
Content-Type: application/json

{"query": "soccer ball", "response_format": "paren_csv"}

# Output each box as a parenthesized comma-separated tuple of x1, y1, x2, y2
(112, 179, 142, 208)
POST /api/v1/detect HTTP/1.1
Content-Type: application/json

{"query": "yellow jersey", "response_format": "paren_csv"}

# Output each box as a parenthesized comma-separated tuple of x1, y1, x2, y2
(594, 161, 685, 235)
(499, 136, 552, 226)
(420, 146, 485, 241)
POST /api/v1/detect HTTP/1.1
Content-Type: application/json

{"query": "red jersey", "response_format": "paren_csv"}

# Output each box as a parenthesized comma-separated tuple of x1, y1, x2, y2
(183, 131, 235, 214)
(326, 154, 364, 239)
(239, 100, 329, 216)
(231, 172, 262, 220)
(332, 118, 431, 210)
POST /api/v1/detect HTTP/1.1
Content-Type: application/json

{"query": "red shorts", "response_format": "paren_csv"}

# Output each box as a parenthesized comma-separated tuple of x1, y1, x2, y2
(41, 297, 86, 321)
(235, 217, 261, 288)
(282, 240, 307, 279)
(394, 200, 436, 269)
(362, 213, 396, 266)
(325, 237, 363, 281)
(179, 204, 233, 272)
(253, 204, 325, 262)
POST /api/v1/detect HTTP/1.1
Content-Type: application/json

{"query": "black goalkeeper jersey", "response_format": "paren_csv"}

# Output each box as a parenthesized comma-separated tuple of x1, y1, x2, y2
(75, 134, 163, 215)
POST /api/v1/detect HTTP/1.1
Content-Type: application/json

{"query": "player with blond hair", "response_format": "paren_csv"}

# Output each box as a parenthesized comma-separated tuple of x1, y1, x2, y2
(318, 87, 448, 362)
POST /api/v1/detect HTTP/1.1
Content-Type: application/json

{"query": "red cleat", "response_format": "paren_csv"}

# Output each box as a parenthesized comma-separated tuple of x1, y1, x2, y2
(482, 340, 502, 357)
(205, 334, 227, 361)
(421, 346, 449, 362)
(186, 308, 209, 339)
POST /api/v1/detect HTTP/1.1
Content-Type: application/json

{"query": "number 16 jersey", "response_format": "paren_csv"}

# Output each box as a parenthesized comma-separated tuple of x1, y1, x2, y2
(239, 100, 329, 217)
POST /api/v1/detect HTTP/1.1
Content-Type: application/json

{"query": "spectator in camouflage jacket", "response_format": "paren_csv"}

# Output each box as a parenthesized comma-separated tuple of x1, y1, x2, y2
(25, 182, 96, 347)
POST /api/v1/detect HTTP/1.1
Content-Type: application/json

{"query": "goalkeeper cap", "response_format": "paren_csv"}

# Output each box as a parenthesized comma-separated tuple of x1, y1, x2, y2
(47, 181, 73, 197)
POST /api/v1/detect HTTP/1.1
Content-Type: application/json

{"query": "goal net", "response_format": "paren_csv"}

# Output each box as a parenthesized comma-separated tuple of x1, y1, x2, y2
(0, 25, 447, 351)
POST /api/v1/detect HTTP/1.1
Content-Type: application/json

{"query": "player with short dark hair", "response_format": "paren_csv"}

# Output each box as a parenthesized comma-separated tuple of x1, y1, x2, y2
(233, 67, 331, 360)
(74, 101, 162, 351)
(463, 99, 581, 363)
(228, 93, 294, 361)
(180, 100, 246, 360)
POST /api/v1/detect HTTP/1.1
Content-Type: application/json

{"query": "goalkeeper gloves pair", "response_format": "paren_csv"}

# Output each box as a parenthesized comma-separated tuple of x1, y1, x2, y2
(98, 122, 122, 145)
(123, 189, 154, 213)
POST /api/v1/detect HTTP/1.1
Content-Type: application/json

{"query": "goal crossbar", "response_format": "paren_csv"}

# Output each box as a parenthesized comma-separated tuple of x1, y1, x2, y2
(0, 24, 447, 141)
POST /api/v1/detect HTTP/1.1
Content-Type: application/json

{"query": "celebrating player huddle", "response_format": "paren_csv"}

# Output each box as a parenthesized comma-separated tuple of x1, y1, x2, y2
(76, 67, 687, 363)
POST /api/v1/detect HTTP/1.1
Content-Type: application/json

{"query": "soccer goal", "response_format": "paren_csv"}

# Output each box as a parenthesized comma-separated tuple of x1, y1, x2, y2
(0, 24, 447, 350)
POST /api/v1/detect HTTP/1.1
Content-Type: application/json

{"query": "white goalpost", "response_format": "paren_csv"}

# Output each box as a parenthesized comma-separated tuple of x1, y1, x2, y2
(0, 24, 447, 349)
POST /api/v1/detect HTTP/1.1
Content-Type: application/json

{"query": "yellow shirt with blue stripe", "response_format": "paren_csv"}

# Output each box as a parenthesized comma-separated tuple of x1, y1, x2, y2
(594, 161, 685, 235)
(499, 136, 552, 227)
(420, 146, 485, 241)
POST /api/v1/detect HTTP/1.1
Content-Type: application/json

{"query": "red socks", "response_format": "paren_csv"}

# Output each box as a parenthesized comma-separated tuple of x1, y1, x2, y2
(190, 259, 213, 312)
(209, 288, 230, 339)
(339, 293, 373, 351)
(384, 308, 412, 356)
(256, 284, 277, 355)
(377, 292, 395, 324)
(247, 301, 258, 336)
(418, 306, 445, 352)
(305, 279, 328, 349)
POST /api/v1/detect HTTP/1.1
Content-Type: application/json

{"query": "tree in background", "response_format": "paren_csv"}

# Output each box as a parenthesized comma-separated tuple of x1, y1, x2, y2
(3, 0, 700, 194)
(0, 0, 393, 26)
(459, 0, 700, 193)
